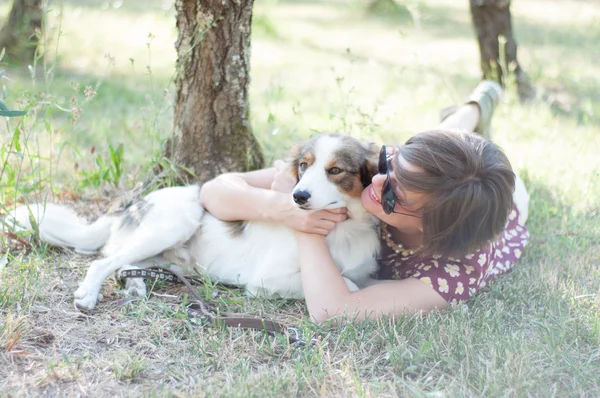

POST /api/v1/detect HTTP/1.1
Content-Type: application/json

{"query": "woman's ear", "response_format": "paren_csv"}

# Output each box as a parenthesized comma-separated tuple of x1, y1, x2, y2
(360, 142, 380, 188)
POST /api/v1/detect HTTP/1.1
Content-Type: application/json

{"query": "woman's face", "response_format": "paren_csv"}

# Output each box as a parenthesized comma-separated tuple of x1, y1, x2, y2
(360, 153, 428, 231)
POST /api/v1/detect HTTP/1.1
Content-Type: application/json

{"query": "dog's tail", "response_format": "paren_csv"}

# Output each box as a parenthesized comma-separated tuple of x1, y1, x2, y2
(5, 203, 114, 253)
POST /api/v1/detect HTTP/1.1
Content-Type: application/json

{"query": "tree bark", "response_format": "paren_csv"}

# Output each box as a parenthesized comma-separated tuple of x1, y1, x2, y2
(170, 0, 264, 184)
(469, 0, 535, 102)
(0, 0, 42, 64)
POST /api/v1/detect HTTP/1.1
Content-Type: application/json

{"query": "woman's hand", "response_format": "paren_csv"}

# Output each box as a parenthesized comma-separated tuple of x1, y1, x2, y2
(270, 160, 347, 236)
(279, 206, 348, 236)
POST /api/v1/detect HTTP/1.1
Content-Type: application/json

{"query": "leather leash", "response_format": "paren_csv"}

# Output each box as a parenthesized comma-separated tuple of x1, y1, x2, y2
(120, 266, 305, 344)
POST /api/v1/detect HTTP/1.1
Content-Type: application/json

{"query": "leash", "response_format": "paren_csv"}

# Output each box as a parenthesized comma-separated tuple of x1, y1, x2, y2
(120, 266, 309, 344)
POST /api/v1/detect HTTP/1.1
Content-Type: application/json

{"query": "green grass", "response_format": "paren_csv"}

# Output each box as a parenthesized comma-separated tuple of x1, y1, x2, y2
(1, 0, 600, 396)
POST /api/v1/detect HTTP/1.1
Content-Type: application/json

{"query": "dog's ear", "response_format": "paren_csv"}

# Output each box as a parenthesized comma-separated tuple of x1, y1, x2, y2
(286, 143, 302, 183)
(360, 141, 380, 188)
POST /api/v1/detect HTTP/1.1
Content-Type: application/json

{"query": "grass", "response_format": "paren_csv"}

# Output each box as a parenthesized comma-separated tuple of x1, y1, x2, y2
(1, 0, 600, 396)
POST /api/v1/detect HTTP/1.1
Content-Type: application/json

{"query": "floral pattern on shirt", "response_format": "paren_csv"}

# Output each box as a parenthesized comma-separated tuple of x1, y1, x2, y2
(377, 204, 530, 304)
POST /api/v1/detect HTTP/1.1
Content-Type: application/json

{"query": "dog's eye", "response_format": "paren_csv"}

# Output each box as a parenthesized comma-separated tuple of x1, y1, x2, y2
(299, 162, 308, 171)
(328, 167, 342, 175)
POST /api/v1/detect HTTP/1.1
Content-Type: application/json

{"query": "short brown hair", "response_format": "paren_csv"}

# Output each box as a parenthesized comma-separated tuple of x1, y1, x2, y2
(393, 130, 515, 256)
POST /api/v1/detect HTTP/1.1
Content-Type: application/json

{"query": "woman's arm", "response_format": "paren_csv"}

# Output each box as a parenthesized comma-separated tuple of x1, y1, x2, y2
(200, 166, 347, 235)
(200, 168, 280, 222)
(296, 233, 448, 323)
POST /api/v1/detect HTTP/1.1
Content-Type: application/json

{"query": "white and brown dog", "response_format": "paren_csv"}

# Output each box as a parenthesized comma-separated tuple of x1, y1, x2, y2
(7, 134, 381, 311)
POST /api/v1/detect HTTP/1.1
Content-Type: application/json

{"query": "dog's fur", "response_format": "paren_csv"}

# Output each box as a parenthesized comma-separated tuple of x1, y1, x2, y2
(6, 134, 381, 311)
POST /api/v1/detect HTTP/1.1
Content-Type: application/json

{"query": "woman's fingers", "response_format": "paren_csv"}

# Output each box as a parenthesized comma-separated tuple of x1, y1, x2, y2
(306, 213, 345, 234)
(316, 209, 348, 223)
(325, 207, 347, 214)
(317, 219, 337, 232)
(273, 159, 286, 171)
(288, 207, 349, 235)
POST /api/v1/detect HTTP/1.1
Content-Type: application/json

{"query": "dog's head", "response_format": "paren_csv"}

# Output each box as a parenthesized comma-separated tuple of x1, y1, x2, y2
(287, 134, 379, 211)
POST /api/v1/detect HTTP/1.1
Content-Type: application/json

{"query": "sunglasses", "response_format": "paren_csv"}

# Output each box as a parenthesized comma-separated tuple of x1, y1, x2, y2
(378, 146, 422, 218)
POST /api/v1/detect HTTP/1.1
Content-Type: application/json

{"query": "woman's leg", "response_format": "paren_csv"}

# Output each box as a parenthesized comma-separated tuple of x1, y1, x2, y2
(437, 103, 480, 132)
(438, 81, 503, 138)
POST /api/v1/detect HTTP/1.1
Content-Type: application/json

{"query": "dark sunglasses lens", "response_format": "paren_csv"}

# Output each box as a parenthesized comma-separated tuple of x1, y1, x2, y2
(378, 146, 387, 175)
(381, 175, 395, 214)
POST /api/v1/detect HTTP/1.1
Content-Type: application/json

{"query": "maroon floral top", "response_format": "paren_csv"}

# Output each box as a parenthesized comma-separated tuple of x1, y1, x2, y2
(376, 204, 530, 304)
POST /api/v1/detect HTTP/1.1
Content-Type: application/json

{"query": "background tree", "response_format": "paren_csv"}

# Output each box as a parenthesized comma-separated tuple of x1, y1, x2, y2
(169, 0, 264, 183)
(469, 0, 535, 102)
(0, 0, 42, 64)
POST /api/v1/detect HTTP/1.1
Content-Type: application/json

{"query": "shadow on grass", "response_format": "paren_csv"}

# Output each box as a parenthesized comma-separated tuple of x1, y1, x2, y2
(9, 66, 167, 115)
(1, 64, 173, 174)
(538, 74, 600, 127)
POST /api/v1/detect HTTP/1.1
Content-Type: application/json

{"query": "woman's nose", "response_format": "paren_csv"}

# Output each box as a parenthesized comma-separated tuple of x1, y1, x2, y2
(371, 173, 386, 186)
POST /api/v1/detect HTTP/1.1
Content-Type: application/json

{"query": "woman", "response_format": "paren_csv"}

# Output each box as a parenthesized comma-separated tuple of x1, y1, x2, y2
(200, 81, 530, 323)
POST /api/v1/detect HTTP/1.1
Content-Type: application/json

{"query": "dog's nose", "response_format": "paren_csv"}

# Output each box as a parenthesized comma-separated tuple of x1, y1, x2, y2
(293, 190, 311, 205)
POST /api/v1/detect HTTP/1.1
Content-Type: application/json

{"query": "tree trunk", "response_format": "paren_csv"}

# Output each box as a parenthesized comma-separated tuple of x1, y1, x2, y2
(0, 0, 42, 64)
(469, 0, 535, 102)
(170, 0, 264, 184)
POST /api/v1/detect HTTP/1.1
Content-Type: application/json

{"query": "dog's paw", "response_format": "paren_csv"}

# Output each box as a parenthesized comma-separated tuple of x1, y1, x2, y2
(124, 278, 147, 297)
(73, 287, 102, 311)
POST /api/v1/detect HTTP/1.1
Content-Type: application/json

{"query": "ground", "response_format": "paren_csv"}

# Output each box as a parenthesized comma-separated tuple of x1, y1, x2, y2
(1, 0, 599, 396)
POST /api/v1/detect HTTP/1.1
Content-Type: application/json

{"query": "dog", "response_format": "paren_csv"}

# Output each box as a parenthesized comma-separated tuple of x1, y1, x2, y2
(6, 133, 381, 311)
